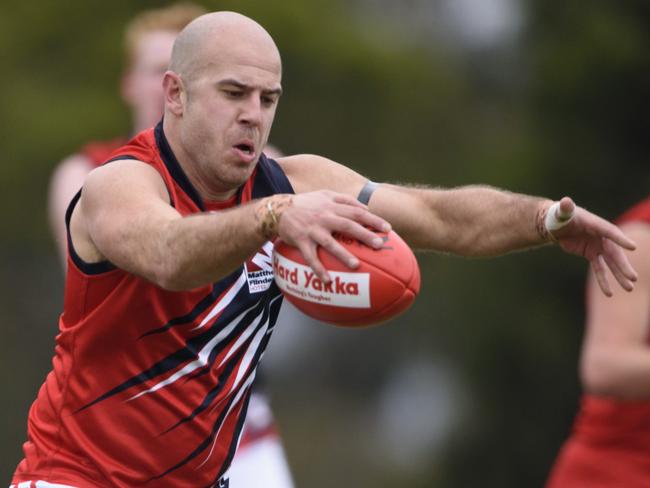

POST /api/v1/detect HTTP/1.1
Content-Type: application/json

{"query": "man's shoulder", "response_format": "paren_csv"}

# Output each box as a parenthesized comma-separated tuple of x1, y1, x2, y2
(276, 154, 366, 197)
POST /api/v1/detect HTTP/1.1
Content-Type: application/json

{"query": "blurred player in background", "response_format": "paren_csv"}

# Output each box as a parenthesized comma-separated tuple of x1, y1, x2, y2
(546, 196, 650, 487)
(46, 4, 294, 487)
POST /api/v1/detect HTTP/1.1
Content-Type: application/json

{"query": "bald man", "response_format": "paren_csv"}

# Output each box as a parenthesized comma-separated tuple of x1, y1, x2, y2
(12, 11, 638, 488)
(45, 6, 294, 488)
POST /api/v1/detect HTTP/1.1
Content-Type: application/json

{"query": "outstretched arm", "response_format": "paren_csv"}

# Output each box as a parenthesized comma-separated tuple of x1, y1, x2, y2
(371, 185, 636, 295)
(279, 154, 637, 295)
(579, 222, 650, 399)
(367, 182, 548, 253)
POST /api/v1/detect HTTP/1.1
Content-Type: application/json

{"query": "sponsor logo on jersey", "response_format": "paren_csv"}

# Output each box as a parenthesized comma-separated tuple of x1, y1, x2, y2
(245, 241, 275, 293)
(273, 253, 370, 308)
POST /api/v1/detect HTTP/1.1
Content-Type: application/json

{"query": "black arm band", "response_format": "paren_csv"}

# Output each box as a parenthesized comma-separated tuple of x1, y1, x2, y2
(357, 181, 379, 205)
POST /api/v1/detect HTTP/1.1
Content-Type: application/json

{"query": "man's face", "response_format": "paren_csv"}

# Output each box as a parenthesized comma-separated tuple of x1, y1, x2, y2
(177, 43, 282, 195)
(122, 30, 177, 131)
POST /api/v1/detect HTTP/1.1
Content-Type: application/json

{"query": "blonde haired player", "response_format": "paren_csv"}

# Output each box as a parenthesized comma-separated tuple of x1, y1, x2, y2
(45, 5, 294, 487)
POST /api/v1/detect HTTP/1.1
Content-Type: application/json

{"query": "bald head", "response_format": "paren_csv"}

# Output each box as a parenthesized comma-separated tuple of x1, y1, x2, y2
(169, 11, 281, 83)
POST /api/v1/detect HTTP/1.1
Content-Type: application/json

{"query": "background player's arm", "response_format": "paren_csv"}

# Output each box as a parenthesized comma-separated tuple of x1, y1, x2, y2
(580, 223, 650, 399)
(74, 160, 388, 290)
(47, 153, 94, 265)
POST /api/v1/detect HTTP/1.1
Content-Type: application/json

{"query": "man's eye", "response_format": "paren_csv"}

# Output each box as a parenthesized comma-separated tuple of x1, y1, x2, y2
(262, 96, 276, 106)
(225, 90, 243, 98)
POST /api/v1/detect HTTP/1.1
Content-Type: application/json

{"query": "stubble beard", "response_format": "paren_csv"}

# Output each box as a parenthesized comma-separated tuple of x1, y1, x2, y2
(204, 153, 257, 197)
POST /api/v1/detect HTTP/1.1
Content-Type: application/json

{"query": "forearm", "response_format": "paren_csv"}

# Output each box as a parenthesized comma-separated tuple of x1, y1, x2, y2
(373, 184, 552, 256)
(152, 196, 287, 290)
(581, 346, 650, 400)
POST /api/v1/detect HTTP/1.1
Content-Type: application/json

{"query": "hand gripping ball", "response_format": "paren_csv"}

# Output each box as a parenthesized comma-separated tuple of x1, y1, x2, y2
(273, 231, 420, 327)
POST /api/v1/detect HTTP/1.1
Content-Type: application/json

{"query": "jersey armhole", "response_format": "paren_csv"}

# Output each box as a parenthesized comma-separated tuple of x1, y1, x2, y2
(65, 190, 116, 275)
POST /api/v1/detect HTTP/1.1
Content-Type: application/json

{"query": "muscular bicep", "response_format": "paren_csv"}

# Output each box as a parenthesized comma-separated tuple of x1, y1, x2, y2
(74, 160, 179, 282)
(279, 156, 446, 248)
(278, 154, 368, 196)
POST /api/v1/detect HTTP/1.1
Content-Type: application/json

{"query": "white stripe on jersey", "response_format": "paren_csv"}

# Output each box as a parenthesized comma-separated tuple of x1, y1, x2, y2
(233, 308, 274, 388)
(35, 482, 78, 488)
(217, 305, 267, 368)
(198, 370, 258, 469)
(128, 299, 261, 401)
(198, 294, 281, 469)
(194, 272, 248, 331)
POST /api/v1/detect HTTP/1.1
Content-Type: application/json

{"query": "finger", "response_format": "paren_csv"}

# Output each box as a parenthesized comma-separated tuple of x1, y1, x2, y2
(332, 193, 368, 209)
(575, 210, 637, 251)
(299, 241, 331, 284)
(602, 252, 635, 292)
(596, 220, 637, 251)
(314, 230, 360, 269)
(557, 197, 575, 220)
(324, 216, 385, 249)
(590, 254, 612, 297)
(333, 205, 391, 233)
(547, 198, 575, 237)
(330, 194, 392, 232)
(602, 238, 638, 285)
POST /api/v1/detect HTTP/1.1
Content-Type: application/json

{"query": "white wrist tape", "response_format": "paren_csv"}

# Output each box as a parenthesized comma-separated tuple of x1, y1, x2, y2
(544, 201, 574, 232)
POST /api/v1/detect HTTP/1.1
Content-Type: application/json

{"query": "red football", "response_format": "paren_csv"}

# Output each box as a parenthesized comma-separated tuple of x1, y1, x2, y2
(272, 230, 420, 327)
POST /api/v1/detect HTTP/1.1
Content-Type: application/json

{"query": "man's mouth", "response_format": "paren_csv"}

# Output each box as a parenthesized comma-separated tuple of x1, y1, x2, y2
(234, 142, 254, 156)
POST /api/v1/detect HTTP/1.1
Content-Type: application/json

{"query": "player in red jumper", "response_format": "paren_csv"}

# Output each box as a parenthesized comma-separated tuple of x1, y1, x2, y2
(546, 196, 650, 488)
(15, 11, 638, 488)
(44, 5, 293, 488)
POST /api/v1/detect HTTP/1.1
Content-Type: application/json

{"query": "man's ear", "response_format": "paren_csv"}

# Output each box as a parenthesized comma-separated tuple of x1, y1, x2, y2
(163, 71, 185, 116)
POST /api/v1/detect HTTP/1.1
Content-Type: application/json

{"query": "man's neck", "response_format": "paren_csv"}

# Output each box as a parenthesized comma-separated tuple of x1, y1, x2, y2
(162, 118, 238, 203)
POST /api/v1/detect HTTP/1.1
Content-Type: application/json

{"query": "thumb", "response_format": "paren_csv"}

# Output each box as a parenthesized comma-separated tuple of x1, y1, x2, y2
(545, 197, 575, 232)
(557, 197, 575, 221)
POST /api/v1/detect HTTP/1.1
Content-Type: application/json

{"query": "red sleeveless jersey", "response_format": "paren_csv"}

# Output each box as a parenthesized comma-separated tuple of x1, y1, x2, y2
(13, 123, 293, 487)
(546, 196, 650, 488)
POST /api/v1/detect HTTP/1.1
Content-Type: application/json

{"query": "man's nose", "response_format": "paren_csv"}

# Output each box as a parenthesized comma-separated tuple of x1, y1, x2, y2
(238, 96, 263, 127)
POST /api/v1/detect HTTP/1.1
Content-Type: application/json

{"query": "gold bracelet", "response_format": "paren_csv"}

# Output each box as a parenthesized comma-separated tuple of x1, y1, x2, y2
(256, 195, 293, 239)
(266, 200, 278, 227)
